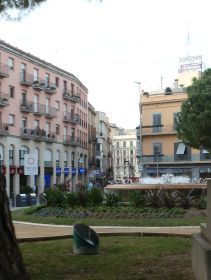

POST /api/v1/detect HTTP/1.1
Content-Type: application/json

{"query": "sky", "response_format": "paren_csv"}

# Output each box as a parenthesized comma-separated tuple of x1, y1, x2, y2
(0, 0, 211, 129)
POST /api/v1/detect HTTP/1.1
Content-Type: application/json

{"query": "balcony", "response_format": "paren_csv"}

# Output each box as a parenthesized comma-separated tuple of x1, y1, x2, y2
(44, 81, 56, 95)
(32, 103, 57, 118)
(0, 123, 9, 135)
(62, 89, 80, 103)
(32, 79, 45, 90)
(20, 127, 56, 143)
(20, 101, 33, 113)
(63, 135, 79, 146)
(45, 132, 56, 143)
(20, 71, 33, 86)
(0, 63, 9, 78)
(45, 106, 57, 118)
(0, 92, 9, 107)
(142, 125, 177, 136)
(63, 112, 80, 124)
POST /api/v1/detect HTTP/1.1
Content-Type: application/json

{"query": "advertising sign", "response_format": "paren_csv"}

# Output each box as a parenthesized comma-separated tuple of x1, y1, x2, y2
(24, 153, 38, 175)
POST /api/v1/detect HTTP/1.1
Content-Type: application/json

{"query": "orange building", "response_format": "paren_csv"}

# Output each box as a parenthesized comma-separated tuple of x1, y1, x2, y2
(141, 82, 211, 180)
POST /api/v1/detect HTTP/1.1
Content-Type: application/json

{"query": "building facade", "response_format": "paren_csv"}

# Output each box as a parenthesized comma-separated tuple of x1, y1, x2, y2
(112, 130, 139, 182)
(141, 79, 211, 180)
(95, 111, 112, 183)
(0, 40, 88, 199)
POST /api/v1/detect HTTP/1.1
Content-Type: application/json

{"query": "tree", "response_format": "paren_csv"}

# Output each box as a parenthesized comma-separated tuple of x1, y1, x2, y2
(0, 175, 30, 280)
(177, 68, 211, 152)
(0, 0, 46, 19)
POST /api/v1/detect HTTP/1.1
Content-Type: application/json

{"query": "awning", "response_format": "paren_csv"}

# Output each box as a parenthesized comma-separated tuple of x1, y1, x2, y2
(176, 143, 186, 155)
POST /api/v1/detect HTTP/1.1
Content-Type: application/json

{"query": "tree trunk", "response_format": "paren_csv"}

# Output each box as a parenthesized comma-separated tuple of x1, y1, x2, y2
(0, 175, 30, 280)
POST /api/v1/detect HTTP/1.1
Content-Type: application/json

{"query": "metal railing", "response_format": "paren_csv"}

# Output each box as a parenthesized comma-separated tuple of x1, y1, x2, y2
(0, 92, 9, 107)
(0, 63, 9, 77)
(142, 125, 177, 135)
(63, 112, 80, 124)
(20, 71, 33, 85)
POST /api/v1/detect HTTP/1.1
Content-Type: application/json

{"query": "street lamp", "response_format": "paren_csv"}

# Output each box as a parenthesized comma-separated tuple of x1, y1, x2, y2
(134, 81, 143, 179)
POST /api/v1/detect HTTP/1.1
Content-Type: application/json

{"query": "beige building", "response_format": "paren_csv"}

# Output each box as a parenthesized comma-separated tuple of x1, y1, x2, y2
(140, 75, 211, 180)
(112, 129, 139, 181)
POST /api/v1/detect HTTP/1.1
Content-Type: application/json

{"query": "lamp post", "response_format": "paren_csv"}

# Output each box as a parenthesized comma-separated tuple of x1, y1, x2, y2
(134, 81, 143, 179)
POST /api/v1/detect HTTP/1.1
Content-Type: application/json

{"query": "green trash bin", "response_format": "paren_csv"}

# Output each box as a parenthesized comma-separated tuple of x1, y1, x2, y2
(73, 223, 99, 255)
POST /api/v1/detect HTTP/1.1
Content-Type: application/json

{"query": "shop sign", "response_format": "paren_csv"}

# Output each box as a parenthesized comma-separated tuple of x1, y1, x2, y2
(56, 167, 62, 176)
(64, 167, 69, 176)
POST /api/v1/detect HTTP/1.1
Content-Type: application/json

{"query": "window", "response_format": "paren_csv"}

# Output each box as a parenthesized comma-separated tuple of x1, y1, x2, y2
(174, 142, 191, 161)
(21, 90, 27, 104)
(9, 86, 15, 98)
(9, 114, 15, 126)
(56, 124, 60, 135)
(9, 149, 14, 165)
(130, 141, 133, 147)
(123, 141, 126, 148)
(33, 68, 38, 82)
(55, 101, 60, 111)
(63, 80, 67, 90)
(117, 150, 119, 157)
(55, 77, 59, 87)
(117, 159, 119, 166)
(22, 117, 27, 128)
(130, 149, 133, 156)
(8, 57, 14, 70)
(153, 143, 162, 162)
(71, 83, 74, 94)
(123, 150, 126, 156)
(116, 142, 119, 148)
(153, 113, 162, 132)
(34, 120, 40, 128)
(45, 73, 50, 87)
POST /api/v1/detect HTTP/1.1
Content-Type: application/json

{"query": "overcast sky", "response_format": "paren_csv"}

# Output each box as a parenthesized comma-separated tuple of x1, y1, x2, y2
(0, 0, 210, 129)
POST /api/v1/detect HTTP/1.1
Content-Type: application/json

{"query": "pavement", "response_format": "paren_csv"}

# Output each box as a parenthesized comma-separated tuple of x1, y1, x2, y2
(13, 221, 201, 243)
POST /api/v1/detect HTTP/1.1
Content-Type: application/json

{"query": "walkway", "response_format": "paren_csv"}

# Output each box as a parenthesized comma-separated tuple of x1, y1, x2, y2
(14, 221, 201, 243)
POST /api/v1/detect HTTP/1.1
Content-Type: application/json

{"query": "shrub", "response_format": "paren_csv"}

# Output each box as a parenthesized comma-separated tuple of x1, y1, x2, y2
(129, 191, 145, 208)
(145, 189, 162, 208)
(20, 185, 32, 194)
(63, 192, 79, 208)
(105, 191, 121, 207)
(176, 189, 195, 209)
(87, 187, 104, 206)
(45, 188, 65, 207)
(160, 190, 177, 209)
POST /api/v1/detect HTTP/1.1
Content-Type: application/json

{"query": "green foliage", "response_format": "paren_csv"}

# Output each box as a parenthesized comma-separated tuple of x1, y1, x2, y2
(45, 188, 65, 207)
(159, 190, 177, 209)
(87, 187, 104, 206)
(105, 191, 121, 206)
(128, 190, 145, 208)
(24, 205, 45, 215)
(176, 190, 195, 209)
(145, 189, 162, 208)
(177, 68, 211, 151)
(63, 192, 79, 208)
(20, 185, 32, 194)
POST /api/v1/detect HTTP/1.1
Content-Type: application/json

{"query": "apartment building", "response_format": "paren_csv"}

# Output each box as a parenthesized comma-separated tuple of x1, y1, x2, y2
(141, 79, 211, 180)
(0, 40, 88, 198)
(88, 102, 97, 179)
(112, 130, 139, 181)
(95, 111, 112, 182)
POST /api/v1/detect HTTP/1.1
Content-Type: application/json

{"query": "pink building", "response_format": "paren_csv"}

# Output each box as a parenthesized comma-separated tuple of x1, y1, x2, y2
(0, 40, 88, 201)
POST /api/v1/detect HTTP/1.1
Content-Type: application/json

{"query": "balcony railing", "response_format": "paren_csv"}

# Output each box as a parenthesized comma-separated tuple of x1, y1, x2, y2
(142, 125, 177, 136)
(0, 123, 9, 135)
(20, 71, 33, 86)
(62, 89, 80, 103)
(63, 112, 80, 124)
(32, 103, 57, 118)
(20, 127, 56, 142)
(20, 101, 33, 113)
(32, 79, 46, 90)
(0, 63, 9, 78)
(44, 80, 56, 94)
(142, 154, 193, 163)
(63, 135, 79, 146)
(0, 92, 9, 107)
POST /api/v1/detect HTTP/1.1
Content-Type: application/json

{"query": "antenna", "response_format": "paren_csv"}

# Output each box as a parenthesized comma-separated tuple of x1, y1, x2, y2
(185, 21, 190, 56)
